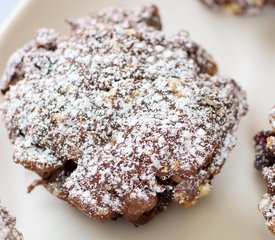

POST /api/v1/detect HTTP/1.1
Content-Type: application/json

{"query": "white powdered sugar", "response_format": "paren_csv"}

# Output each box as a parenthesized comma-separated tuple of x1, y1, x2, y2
(0, 203, 23, 240)
(259, 193, 275, 231)
(0, 5, 247, 222)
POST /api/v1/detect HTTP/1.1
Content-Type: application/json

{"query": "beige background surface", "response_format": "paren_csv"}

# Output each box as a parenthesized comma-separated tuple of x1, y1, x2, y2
(0, 0, 275, 239)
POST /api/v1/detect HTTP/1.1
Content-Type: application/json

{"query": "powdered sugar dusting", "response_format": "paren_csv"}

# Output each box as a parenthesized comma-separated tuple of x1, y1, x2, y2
(259, 193, 275, 233)
(263, 166, 275, 193)
(0, 5, 247, 223)
(0, 203, 23, 240)
(200, 0, 269, 15)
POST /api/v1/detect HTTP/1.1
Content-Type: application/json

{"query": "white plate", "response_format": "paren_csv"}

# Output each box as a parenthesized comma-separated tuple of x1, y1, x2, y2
(0, 0, 275, 239)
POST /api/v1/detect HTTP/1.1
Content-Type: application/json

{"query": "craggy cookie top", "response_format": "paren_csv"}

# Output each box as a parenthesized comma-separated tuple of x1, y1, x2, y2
(259, 193, 275, 234)
(200, 0, 274, 15)
(0, 203, 23, 240)
(0, 5, 247, 224)
(254, 108, 275, 234)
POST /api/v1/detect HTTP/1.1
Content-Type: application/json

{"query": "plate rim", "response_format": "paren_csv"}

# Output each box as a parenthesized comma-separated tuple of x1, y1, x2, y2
(0, 0, 32, 43)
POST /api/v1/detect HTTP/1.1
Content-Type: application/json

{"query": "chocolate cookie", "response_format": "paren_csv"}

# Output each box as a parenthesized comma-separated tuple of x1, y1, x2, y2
(0, 5, 247, 225)
(200, 0, 274, 15)
(254, 109, 275, 234)
(0, 203, 23, 240)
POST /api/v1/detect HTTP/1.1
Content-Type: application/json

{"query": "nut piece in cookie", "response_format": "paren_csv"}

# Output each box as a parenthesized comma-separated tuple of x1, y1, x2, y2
(0, 4, 247, 225)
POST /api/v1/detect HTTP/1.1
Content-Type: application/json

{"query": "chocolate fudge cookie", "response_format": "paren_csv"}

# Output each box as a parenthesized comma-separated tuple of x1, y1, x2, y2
(254, 109, 275, 234)
(0, 203, 23, 240)
(0, 5, 247, 225)
(200, 0, 274, 15)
